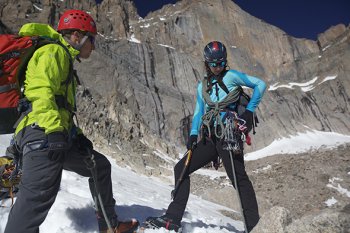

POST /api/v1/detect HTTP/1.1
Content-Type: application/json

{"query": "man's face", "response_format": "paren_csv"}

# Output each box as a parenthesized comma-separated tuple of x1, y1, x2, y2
(79, 34, 95, 59)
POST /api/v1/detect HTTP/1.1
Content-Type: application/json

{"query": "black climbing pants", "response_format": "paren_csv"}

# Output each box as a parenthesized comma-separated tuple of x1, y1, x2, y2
(5, 126, 116, 233)
(166, 137, 259, 232)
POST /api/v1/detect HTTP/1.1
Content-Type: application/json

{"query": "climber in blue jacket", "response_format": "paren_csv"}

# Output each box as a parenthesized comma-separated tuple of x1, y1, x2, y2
(146, 41, 266, 232)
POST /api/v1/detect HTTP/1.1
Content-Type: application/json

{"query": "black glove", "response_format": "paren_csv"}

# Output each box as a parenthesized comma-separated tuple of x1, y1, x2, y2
(77, 134, 93, 151)
(6, 144, 20, 160)
(240, 110, 253, 133)
(47, 132, 69, 162)
(186, 135, 198, 150)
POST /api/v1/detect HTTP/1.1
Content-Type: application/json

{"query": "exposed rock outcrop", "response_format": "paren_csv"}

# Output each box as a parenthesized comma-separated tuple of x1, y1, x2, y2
(251, 206, 350, 233)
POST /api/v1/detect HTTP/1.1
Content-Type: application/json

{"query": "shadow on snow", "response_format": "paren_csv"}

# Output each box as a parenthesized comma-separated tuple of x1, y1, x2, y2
(67, 205, 241, 232)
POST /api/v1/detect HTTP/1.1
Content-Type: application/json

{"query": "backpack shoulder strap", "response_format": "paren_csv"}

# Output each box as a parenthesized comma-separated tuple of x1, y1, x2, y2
(204, 71, 230, 95)
(239, 87, 250, 101)
(218, 71, 229, 94)
(33, 37, 74, 86)
(217, 79, 229, 94)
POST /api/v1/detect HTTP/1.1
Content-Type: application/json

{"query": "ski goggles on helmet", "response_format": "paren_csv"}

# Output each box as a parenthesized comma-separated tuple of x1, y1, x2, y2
(207, 61, 226, 68)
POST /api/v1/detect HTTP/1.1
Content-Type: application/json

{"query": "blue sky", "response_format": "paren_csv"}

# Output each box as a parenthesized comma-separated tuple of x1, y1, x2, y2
(96, 0, 350, 40)
(233, 0, 350, 40)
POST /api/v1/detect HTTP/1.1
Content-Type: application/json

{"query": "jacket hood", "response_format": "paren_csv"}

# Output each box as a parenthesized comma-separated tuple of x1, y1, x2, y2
(18, 23, 80, 58)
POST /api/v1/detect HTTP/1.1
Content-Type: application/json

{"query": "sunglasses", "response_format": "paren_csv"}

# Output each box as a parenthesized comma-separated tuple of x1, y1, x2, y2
(208, 61, 226, 67)
(88, 35, 95, 45)
(81, 31, 96, 45)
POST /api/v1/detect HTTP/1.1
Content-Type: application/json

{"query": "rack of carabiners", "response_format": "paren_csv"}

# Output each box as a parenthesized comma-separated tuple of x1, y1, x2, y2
(0, 162, 22, 207)
(222, 111, 247, 153)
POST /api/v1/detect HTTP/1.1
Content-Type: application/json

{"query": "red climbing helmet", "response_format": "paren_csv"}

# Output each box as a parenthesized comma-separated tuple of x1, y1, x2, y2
(57, 9, 97, 35)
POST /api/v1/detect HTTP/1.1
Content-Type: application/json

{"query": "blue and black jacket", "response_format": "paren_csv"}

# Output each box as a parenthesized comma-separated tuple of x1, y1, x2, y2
(190, 70, 267, 136)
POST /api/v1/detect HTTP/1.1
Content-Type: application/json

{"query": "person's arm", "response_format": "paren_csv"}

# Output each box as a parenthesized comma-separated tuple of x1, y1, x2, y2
(190, 82, 205, 136)
(230, 70, 267, 112)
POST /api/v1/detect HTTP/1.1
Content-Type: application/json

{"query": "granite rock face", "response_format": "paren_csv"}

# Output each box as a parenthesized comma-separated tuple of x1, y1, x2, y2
(77, 0, 350, 154)
(1, 0, 349, 153)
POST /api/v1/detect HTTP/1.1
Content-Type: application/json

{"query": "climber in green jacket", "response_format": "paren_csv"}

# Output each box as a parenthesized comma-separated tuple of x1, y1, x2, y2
(4, 9, 138, 233)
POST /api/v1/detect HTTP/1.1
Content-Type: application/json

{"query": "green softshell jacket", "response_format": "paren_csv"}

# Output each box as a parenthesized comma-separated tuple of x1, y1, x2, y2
(15, 23, 80, 135)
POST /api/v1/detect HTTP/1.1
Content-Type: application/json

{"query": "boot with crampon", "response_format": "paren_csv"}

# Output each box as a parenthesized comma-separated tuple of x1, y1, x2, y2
(98, 214, 139, 233)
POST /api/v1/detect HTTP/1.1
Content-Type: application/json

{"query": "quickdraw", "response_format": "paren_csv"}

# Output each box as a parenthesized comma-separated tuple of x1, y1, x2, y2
(222, 111, 247, 153)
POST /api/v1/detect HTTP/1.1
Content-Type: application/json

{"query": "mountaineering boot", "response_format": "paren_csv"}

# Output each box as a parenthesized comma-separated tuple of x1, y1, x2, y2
(98, 214, 139, 233)
(144, 215, 181, 232)
(100, 219, 139, 233)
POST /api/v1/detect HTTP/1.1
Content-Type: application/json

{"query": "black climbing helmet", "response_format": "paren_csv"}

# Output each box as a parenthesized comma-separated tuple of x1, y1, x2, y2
(203, 41, 227, 64)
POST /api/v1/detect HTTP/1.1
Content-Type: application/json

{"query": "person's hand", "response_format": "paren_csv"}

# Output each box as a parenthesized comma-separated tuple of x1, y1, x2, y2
(47, 132, 69, 162)
(186, 135, 198, 150)
(212, 156, 221, 170)
(6, 144, 20, 160)
(77, 134, 93, 151)
(240, 110, 253, 133)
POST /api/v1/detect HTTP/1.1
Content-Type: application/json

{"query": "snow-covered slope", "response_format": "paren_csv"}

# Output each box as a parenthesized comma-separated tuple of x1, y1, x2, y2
(1, 130, 350, 233)
(0, 134, 242, 233)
